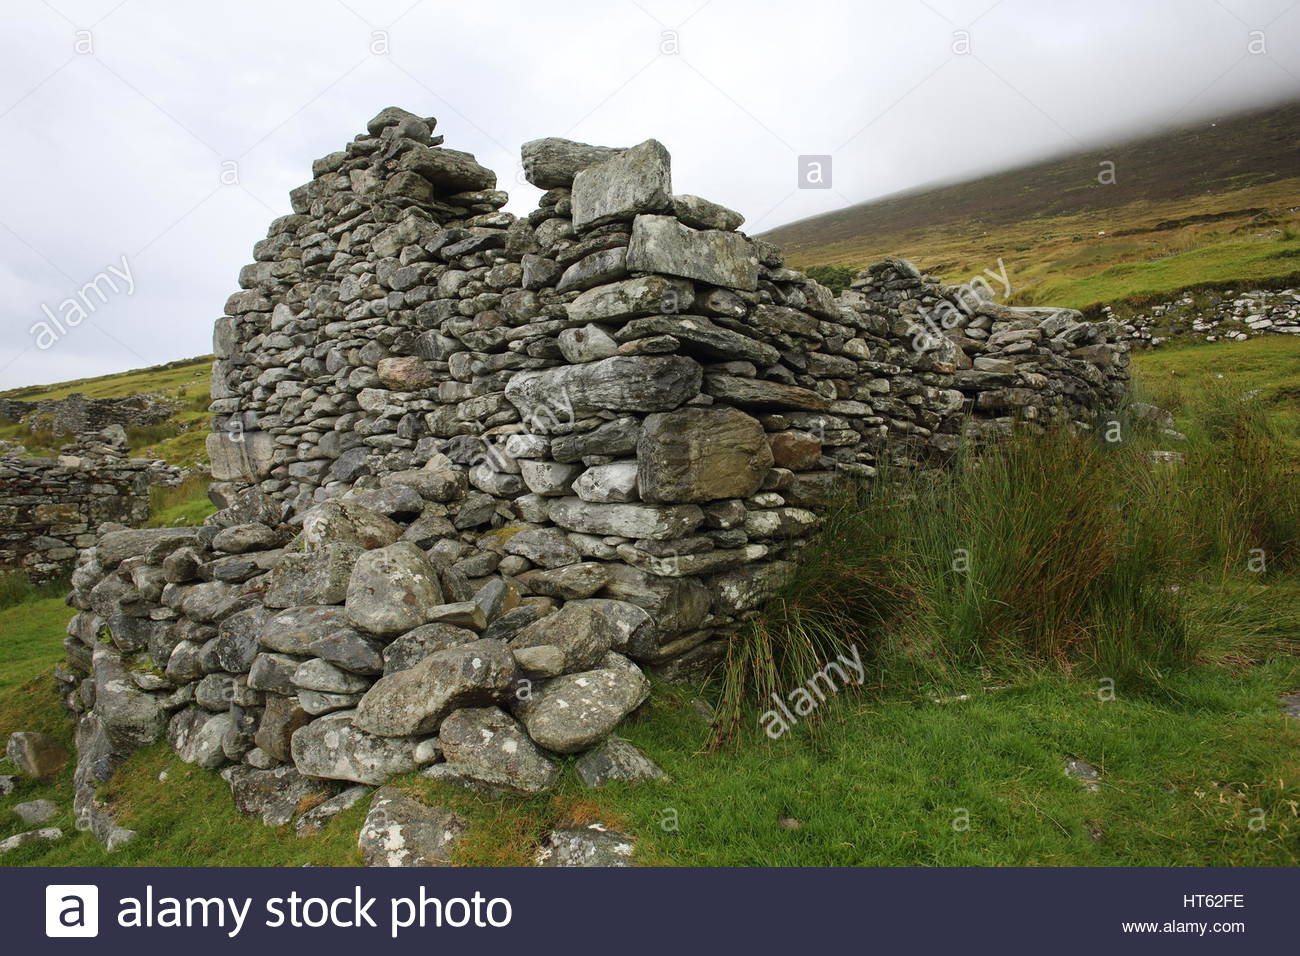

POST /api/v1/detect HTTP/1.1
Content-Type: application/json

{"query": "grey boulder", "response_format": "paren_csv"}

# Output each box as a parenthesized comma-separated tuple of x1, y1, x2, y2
(290, 712, 421, 785)
(514, 653, 650, 753)
(354, 639, 517, 736)
(437, 707, 558, 795)
(358, 786, 468, 866)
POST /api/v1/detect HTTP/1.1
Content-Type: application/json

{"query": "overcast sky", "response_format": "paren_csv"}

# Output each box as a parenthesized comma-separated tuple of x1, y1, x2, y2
(0, 0, 1297, 389)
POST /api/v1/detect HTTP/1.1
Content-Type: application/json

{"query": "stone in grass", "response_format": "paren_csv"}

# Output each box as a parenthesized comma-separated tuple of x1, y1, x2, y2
(575, 738, 666, 788)
(0, 776, 14, 796)
(13, 799, 59, 825)
(223, 764, 339, 827)
(295, 785, 371, 837)
(357, 786, 469, 867)
(534, 823, 634, 867)
(436, 707, 558, 795)
(513, 653, 650, 754)
(1281, 690, 1300, 719)
(0, 828, 62, 854)
(1065, 757, 1101, 792)
(5, 731, 68, 779)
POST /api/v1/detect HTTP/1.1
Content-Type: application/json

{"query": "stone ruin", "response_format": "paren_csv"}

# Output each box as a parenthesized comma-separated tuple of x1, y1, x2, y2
(0, 426, 181, 583)
(0, 392, 179, 438)
(0, 393, 185, 582)
(55, 108, 1131, 843)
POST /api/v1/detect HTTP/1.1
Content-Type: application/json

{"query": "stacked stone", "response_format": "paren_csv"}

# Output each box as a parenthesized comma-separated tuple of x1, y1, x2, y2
(0, 448, 179, 583)
(0, 393, 179, 437)
(59, 109, 1132, 840)
(1103, 288, 1300, 346)
(207, 106, 507, 510)
(844, 259, 1130, 446)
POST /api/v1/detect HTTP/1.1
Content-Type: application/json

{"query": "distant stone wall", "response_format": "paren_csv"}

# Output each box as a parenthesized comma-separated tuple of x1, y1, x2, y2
(0, 454, 160, 582)
(59, 109, 1130, 840)
(0, 393, 179, 437)
(1105, 287, 1300, 346)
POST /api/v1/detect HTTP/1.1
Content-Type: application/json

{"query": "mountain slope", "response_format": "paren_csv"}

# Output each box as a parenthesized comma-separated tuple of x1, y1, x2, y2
(763, 99, 1300, 309)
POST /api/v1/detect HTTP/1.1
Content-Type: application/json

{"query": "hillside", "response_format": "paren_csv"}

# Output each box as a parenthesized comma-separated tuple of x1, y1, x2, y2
(764, 99, 1300, 309)
(0, 356, 211, 467)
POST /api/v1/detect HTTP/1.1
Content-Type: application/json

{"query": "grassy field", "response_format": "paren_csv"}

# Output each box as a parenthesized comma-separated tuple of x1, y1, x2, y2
(764, 99, 1300, 311)
(0, 356, 211, 466)
(1, 339, 1296, 867)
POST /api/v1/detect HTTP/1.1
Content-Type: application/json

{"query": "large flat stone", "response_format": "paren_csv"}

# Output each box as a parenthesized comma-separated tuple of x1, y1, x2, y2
(521, 137, 626, 188)
(615, 315, 779, 365)
(566, 275, 695, 325)
(206, 431, 277, 481)
(506, 355, 701, 422)
(547, 497, 704, 540)
(638, 406, 773, 503)
(625, 215, 758, 291)
(571, 139, 672, 231)
(704, 373, 830, 411)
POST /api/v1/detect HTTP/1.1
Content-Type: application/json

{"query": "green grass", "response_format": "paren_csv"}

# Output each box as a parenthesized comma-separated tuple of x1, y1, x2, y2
(2, 338, 1298, 868)
(0, 357, 211, 404)
(1131, 335, 1300, 455)
(0, 356, 211, 468)
(1017, 236, 1300, 310)
(4, 592, 1294, 866)
(148, 474, 217, 528)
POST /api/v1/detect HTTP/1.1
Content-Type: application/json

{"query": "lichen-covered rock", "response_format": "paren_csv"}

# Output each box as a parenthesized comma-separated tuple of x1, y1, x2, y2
(290, 712, 421, 785)
(626, 214, 758, 291)
(513, 653, 650, 753)
(358, 786, 468, 866)
(508, 601, 618, 676)
(436, 707, 558, 795)
(300, 501, 402, 551)
(535, 823, 635, 866)
(345, 542, 444, 636)
(571, 139, 672, 230)
(168, 708, 234, 769)
(353, 639, 516, 736)
(575, 737, 667, 787)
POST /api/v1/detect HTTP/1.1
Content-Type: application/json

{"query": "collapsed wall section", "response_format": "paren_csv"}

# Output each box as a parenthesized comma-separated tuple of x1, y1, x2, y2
(0, 433, 180, 583)
(58, 109, 1130, 831)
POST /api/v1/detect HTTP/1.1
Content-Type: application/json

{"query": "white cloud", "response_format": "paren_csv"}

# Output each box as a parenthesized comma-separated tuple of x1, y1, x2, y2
(0, 0, 1296, 387)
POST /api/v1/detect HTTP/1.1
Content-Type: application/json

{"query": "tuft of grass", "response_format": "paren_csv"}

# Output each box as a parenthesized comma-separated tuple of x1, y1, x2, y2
(0, 572, 69, 612)
(713, 380, 1298, 740)
(148, 474, 217, 527)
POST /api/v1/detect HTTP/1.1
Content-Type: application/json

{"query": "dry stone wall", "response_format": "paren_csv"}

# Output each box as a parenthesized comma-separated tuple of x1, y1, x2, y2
(1103, 287, 1300, 346)
(0, 393, 179, 437)
(58, 108, 1130, 838)
(1, 430, 180, 583)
